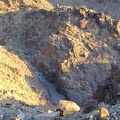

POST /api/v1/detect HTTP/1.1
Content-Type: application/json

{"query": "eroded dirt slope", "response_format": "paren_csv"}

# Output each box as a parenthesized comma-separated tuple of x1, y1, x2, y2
(0, 46, 47, 106)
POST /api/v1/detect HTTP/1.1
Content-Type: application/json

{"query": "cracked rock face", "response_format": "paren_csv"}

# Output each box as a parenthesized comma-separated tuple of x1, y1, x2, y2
(24, 6, 120, 105)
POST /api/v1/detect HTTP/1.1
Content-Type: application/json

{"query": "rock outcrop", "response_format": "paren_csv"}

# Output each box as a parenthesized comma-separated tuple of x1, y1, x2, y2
(23, 6, 120, 105)
(93, 62, 120, 104)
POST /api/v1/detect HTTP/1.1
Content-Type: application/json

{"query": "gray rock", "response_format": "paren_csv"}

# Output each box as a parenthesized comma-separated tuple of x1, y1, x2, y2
(32, 111, 60, 120)
(17, 109, 25, 120)
(0, 110, 7, 120)
(0, 114, 5, 120)
(93, 62, 120, 105)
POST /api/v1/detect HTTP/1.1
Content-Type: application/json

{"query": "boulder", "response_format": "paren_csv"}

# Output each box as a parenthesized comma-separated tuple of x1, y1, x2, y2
(56, 100, 80, 116)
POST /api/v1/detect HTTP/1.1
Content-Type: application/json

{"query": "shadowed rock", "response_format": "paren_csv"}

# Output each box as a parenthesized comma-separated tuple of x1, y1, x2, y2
(93, 62, 120, 104)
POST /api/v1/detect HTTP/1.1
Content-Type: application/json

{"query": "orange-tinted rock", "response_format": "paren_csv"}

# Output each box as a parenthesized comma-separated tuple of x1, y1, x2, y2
(115, 20, 120, 35)
(99, 107, 110, 119)
(79, 18, 89, 29)
(57, 100, 80, 116)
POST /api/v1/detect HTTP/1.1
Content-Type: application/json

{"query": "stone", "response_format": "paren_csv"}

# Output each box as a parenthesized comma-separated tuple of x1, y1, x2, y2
(17, 109, 25, 120)
(9, 117, 20, 120)
(82, 99, 98, 113)
(95, 13, 108, 28)
(63, 112, 81, 120)
(0, 40, 6, 46)
(92, 83, 107, 102)
(115, 20, 120, 35)
(55, 117, 64, 120)
(56, 100, 80, 116)
(32, 111, 60, 120)
(99, 107, 110, 119)
(110, 62, 120, 80)
(88, 10, 97, 18)
(78, 18, 89, 29)
(92, 62, 120, 104)
(0, 114, 5, 120)
(75, 7, 88, 17)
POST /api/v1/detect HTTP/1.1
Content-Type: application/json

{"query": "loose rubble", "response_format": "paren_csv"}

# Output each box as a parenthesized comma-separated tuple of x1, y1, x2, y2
(0, 100, 119, 120)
